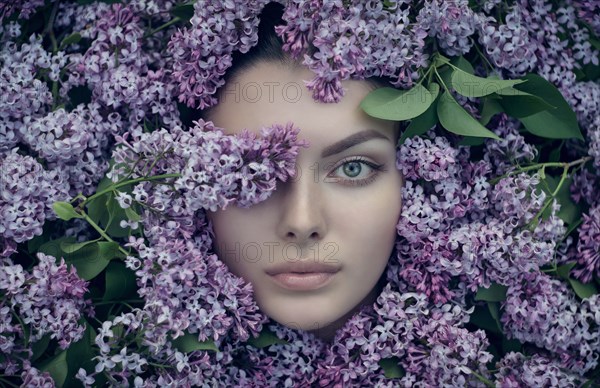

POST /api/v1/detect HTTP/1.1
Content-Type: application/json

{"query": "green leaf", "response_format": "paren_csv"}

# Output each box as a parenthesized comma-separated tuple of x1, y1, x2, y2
(59, 32, 82, 49)
(499, 92, 556, 118)
(556, 262, 577, 280)
(104, 193, 131, 238)
(437, 67, 454, 89)
(515, 74, 584, 140)
(97, 241, 124, 260)
(543, 175, 581, 225)
(86, 193, 110, 228)
(398, 84, 440, 145)
(450, 69, 523, 98)
(53, 202, 83, 221)
(495, 86, 533, 96)
(569, 278, 598, 299)
(31, 335, 51, 361)
(548, 142, 563, 162)
(433, 54, 450, 67)
(361, 83, 438, 121)
(437, 92, 501, 140)
(479, 96, 504, 125)
(487, 302, 503, 333)
(65, 322, 97, 388)
(124, 206, 141, 222)
(379, 357, 405, 379)
(501, 338, 522, 354)
(475, 283, 508, 302)
(172, 333, 219, 353)
(451, 56, 475, 75)
(86, 174, 114, 226)
(38, 237, 76, 258)
(103, 261, 138, 301)
(170, 3, 194, 21)
(64, 242, 111, 281)
(469, 304, 502, 334)
(60, 240, 98, 254)
(247, 328, 288, 348)
(457, 136, 486, 146)
(40, 350, 68, 387)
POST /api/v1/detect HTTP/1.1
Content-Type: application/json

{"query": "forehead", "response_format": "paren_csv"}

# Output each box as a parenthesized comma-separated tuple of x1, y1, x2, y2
(207, 61, 395, 140)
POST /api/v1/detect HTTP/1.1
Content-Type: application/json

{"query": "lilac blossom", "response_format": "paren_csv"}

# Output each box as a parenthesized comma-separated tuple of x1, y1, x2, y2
(589, 115, 600, 170)
(64, 3, 180, 128)
(2, 0, 600, 385)
(0, 150, 71, 243)
(570, 167, 600, 206)
(167, 0, 270, 109)
(1, 253, 90, 375)
(568, 81, 600, 133)
(110, 120, 306, 245)
(572, 205, 600, 283)
(0, 0, 47, 23)
(277, 0, 429, 102)
(502, 273, 599, 374)
(494, 352, 584, 387)
(483, 115, 538, 176)
(130, 237, 266, 344)
(416, 0, 477, 57)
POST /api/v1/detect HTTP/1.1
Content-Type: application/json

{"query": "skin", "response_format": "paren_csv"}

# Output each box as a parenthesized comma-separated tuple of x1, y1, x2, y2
(205, 61, 403, 343)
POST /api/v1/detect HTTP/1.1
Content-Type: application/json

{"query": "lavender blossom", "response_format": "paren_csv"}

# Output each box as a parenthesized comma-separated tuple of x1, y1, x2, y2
(572, 204, 600, 283)
(167, 0, 269, 109)
(502, 273, 599, 374)
(0, 150, 71, 243)
(494, 352, 584, 387)
(417, 0, 477, 57)
(483, 115, 538, 176)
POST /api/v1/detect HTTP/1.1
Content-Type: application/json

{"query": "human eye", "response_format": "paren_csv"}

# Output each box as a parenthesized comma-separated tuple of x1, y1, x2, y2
(326, 156, 386, 187)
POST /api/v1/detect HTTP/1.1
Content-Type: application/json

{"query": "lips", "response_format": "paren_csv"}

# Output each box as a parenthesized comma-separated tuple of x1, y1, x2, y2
(265, 261, 341, 276)
(265, 261, 341, 291)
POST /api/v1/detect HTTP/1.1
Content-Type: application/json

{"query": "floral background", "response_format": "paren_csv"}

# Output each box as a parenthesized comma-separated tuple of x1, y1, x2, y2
(0, 0, 599, 386)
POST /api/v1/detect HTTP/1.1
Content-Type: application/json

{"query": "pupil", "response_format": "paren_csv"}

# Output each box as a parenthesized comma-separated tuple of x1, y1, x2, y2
(343, 162, 361, 177)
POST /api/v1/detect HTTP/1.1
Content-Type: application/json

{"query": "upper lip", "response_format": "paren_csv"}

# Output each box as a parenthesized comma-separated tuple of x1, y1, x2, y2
(265, 261, 341, 275)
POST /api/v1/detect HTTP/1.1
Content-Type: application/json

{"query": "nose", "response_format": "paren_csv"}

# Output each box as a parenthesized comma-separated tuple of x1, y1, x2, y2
(275, 173, 327, 244)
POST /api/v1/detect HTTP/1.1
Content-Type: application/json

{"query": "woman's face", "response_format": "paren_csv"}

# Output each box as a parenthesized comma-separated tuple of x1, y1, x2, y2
(206, 62, 403, 340)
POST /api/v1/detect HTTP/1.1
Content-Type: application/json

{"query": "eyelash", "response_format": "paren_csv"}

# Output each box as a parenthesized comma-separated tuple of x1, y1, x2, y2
(328, 156, 386, 187)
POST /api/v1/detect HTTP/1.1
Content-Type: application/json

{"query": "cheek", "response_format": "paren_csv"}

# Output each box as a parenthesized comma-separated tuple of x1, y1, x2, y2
(334, 182, 402, 261)
(207, 207, 274, 274)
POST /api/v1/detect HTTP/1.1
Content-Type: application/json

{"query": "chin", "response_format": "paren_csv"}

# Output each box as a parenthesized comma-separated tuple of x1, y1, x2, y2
(264, 304, 343, 333)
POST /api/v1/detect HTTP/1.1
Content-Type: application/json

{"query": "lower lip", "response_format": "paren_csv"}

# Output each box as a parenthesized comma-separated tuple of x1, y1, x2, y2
(269, 272, 337, 291)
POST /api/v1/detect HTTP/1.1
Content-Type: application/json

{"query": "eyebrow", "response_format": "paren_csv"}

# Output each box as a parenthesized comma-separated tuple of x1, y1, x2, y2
(321, 129, 391, 158)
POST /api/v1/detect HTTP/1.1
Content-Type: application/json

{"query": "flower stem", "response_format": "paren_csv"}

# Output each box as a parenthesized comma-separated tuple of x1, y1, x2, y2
(80, 212, 130, 257)
(145, 16, 181, 38)
(81, 174, 181, 208)
(470, 370, 495, 387)
(489, 156, 592, 185)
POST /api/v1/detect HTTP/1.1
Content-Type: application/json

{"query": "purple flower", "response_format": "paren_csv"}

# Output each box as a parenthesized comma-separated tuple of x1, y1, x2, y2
(167, 0, 269, 109)
(0, 150, 71, 243)
(494, 352, 584, 387)
(572, 204, 600, 283)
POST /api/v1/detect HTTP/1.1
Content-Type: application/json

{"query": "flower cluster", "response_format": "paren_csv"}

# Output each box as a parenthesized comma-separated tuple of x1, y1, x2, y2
(277, 0, 429, 102)
(109, 119, 306, 245)
(572, 205, 600, 283)
(502, 274, 600, 374)
(0, 151, 71, 244)
(1, 0, 599, 386)
(167, 0, 270, 109)
(0, 252, 90, 374)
